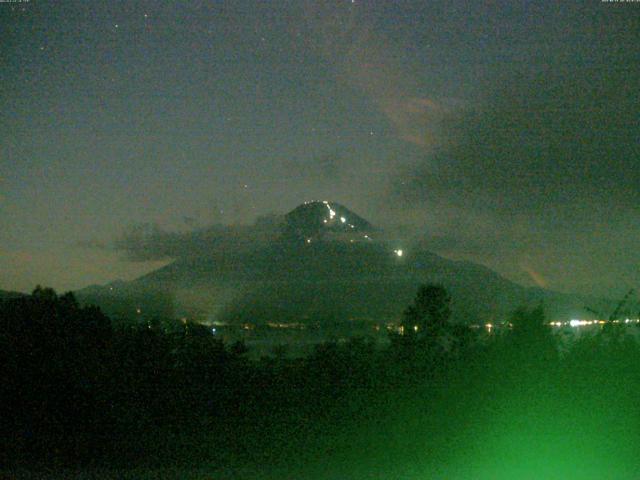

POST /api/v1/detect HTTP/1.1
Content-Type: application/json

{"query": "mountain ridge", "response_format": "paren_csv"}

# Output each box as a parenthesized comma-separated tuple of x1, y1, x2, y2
(76, 202, 598, 324)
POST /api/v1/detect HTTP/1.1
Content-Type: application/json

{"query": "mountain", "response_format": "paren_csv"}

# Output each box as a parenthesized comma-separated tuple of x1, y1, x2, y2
(76, 201, 596, 325)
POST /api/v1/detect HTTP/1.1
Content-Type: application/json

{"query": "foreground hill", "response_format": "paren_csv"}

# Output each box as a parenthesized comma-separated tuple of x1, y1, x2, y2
(0, 289, 26, 301)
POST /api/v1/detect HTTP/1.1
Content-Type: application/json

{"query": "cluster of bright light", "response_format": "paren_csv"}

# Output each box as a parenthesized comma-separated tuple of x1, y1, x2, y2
(394, 249, 403, 257)
(464, 319, 640, 332)
(321, 200, 358, 230)
(560, 319, 640, 328)
(472, 319, 640, 329)
(322, 200, 336, 220)
(548, 320, 599, 327)
(267, 322, 306, 329)
(570, 319, 595, 327)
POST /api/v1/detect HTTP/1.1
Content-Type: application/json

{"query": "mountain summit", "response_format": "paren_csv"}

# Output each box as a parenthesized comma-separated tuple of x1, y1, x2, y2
(284, 201, 374, 240)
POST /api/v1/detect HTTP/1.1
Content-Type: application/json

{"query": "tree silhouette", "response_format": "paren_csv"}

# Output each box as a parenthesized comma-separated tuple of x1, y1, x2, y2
(400, 284, 452, 339)
(506, 304, 557, 366)
(0, 286, 115, 462)
(509, 304, 548, 340)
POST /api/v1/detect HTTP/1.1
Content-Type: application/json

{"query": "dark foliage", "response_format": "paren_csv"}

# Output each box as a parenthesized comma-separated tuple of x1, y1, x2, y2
(1, 285, 639, 478)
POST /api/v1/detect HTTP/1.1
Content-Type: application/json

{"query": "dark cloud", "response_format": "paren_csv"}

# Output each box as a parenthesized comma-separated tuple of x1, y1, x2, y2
(113, 216, 284, 262)
(384, 29, 640, 296)
(395, 63, 640, 216)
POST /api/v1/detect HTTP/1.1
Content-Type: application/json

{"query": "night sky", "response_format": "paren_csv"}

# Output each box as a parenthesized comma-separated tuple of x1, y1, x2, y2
(2, 0, 638, 296)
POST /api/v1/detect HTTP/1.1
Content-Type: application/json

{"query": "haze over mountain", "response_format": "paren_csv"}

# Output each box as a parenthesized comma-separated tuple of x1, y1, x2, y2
(77, 202, 600, 325)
